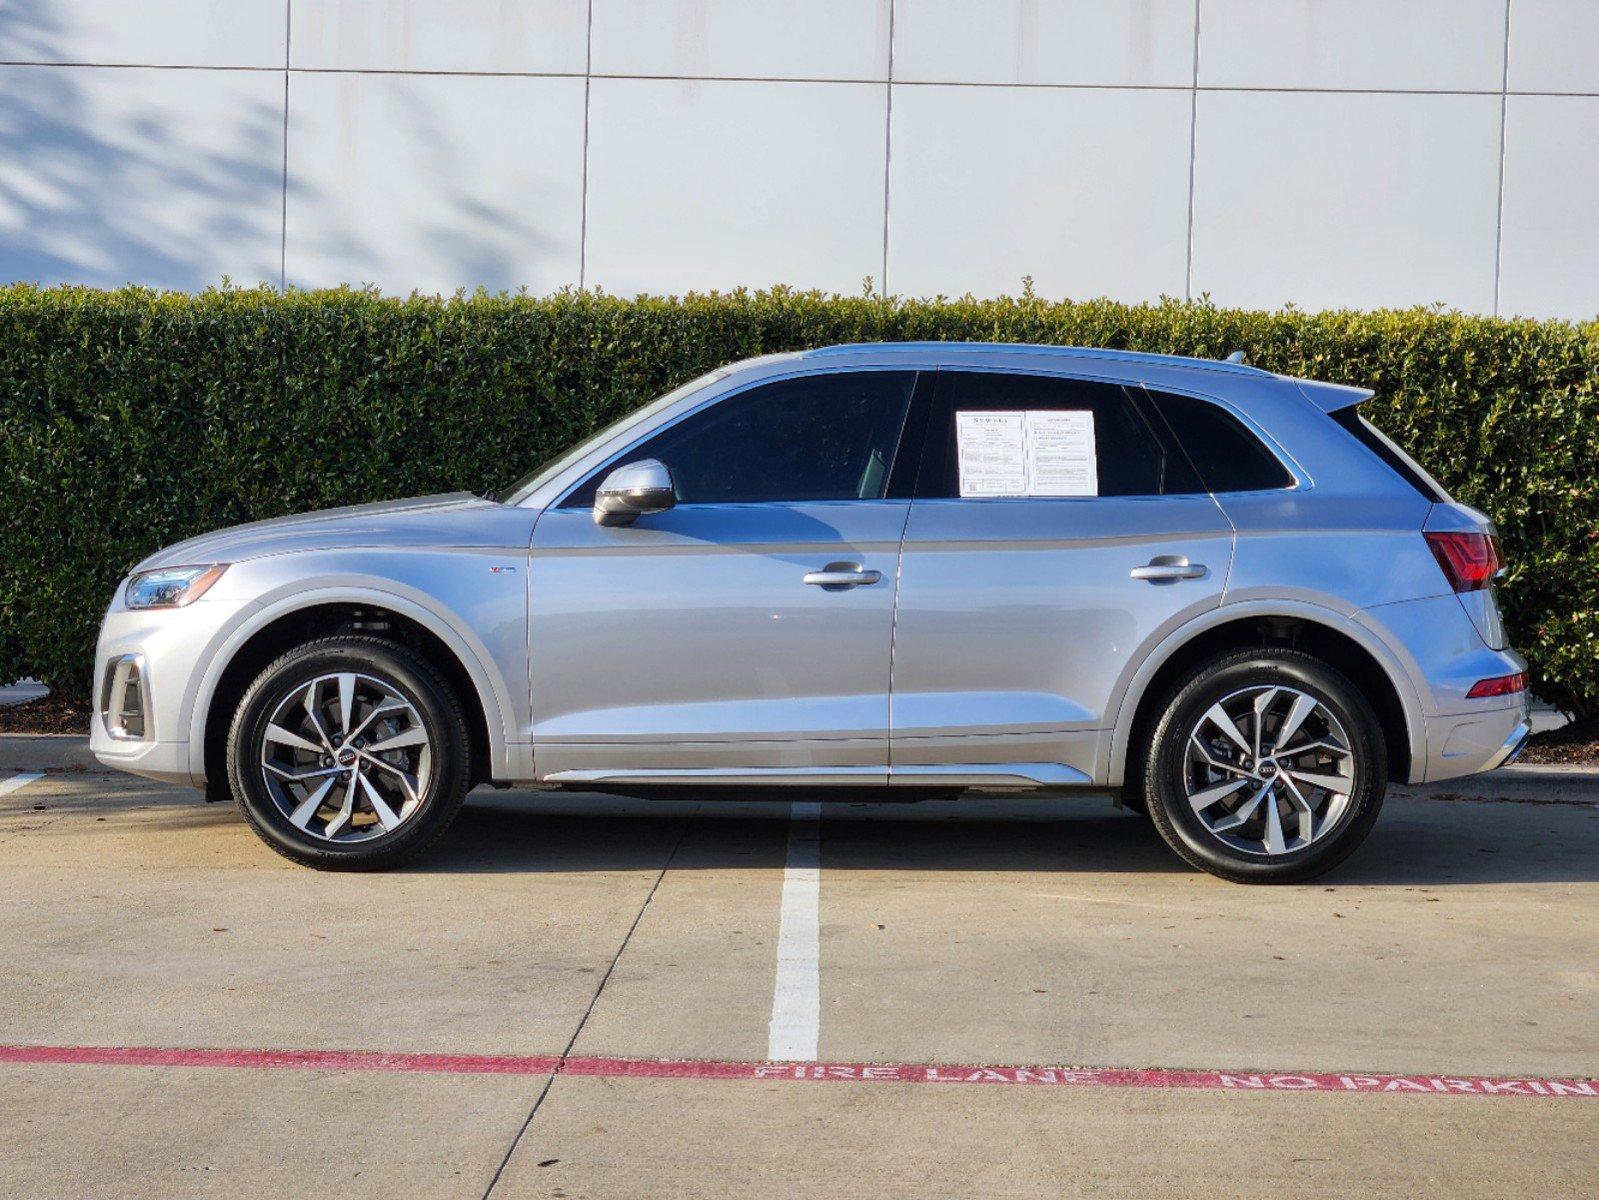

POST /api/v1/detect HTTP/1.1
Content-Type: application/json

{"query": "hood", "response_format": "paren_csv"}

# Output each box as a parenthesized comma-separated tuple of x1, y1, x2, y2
(134, 493, 525, 570)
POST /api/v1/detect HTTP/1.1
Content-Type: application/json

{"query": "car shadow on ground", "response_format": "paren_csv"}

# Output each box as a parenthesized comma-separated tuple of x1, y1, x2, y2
(417, 790, 1599, 888)
(431, 798, 1192, 877)
(14, 776, 1599, 887)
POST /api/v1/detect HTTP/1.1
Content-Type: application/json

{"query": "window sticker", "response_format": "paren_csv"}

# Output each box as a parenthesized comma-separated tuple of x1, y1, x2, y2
(1023, 410, 1097, 496)
(955, 411, 1027, 496)
(956, 410, 1098, 498)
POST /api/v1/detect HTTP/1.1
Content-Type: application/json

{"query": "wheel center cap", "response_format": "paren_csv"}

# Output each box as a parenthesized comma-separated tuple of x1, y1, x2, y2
(336, 748, 357, 767)
(1257, 760, 1277, 778)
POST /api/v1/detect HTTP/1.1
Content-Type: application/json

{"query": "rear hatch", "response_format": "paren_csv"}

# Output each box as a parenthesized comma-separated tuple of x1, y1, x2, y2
(1305, 386, 1509, 651)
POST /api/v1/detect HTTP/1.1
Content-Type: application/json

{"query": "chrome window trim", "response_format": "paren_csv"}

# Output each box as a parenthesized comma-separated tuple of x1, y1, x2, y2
(515, 352, 1317, 512)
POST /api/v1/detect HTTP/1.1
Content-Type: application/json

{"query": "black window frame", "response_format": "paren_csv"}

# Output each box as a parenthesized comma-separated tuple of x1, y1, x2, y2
(557, 368, 934, 510)
(1329, 406, 1448, 502)
(911, 367, 1203, 501)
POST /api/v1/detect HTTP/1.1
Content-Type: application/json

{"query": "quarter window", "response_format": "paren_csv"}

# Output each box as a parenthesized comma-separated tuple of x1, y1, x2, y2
(563, 371, 917, 507)
(1143, 387, 1295, 493)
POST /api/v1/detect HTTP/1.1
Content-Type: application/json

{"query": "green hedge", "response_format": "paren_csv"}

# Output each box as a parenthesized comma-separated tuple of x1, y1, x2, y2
(2, 284, 1596, 715)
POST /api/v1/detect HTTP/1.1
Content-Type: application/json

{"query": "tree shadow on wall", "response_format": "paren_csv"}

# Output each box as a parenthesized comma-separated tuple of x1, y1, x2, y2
(307, 70, 566, 294)
(0, 0, 572, 295)
(0, 0, 287, 289)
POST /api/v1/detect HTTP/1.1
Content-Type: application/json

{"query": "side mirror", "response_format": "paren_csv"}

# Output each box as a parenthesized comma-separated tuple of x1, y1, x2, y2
(593, 458, 677, 526)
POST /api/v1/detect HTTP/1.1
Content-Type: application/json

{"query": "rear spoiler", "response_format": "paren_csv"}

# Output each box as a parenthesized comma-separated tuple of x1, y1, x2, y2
(1295, 380, 1375, 413)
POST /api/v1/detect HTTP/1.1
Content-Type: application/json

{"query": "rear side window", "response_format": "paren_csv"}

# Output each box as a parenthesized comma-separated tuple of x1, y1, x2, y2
(917, 371, 1202, 499)
(1143, 388, 1295, 493)
(1330, 407, 1450, 502)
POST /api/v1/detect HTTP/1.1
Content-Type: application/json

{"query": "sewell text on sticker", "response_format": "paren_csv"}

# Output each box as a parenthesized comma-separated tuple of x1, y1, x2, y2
(956, 410, 1097, 498)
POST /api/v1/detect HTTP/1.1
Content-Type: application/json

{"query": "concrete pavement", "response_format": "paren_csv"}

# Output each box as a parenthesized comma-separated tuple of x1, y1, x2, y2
(1, 738, 1595, 1197)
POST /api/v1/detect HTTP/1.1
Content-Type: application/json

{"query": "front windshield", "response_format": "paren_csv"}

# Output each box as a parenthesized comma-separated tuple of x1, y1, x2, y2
(492, 369, 728, 504)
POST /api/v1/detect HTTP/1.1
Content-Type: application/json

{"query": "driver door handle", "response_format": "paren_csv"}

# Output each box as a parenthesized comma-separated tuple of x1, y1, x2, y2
(803, 562, 882, 589)
(1130, 555, 1207, 582)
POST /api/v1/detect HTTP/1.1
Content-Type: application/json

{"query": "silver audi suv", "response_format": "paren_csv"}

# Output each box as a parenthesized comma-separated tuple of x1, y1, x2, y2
(91, 343, 1529, 882)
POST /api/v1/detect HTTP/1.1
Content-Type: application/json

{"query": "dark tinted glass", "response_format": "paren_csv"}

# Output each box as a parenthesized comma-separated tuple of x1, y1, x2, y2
(1144, 388, 1295, 492)
(918, 371, 1201, 499)
(563, 371, 916, 507)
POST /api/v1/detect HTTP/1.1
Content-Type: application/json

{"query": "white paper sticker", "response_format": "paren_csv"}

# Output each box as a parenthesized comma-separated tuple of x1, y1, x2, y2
(955, 409, 1098, 498)
(1023, 410, 1098, 496)
(955, 411, 1027, 497)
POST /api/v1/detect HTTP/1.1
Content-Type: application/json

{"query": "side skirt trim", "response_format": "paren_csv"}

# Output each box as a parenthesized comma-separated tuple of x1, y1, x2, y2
(541, 763, 1093, 789)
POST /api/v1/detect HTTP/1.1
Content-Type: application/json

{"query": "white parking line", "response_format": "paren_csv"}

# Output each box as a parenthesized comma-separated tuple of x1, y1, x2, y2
(0, 773, 45, 798)
(768, 800, 821, 1062)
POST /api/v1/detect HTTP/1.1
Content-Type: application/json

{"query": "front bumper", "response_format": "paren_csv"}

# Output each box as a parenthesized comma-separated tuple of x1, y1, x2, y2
(89, 594, 251, 788)
(89, 720, 196, 787)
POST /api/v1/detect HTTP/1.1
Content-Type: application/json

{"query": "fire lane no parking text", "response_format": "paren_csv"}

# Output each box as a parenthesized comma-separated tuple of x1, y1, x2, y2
(0, 1044, 1593, 1099)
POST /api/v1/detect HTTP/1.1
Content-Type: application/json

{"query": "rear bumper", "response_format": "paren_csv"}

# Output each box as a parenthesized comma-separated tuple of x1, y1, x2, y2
(1488, 721, 1532, 770)
(1421, 694, 1532, 783)
(1357, 594, 1531, 784)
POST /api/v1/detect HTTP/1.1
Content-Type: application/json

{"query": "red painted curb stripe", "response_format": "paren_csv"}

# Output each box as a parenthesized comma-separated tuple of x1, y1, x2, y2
(1, 1045, 1594, 1098)
(0, 1045, 560, 1075)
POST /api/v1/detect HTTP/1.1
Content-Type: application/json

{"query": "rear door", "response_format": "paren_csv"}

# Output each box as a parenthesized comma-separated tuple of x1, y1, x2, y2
(889, 369, 1235, 781)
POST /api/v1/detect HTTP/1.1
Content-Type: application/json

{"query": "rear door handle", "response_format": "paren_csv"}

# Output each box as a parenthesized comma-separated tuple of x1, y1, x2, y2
(1130, 555, 1207, 582)
(803, 562, 882, 589)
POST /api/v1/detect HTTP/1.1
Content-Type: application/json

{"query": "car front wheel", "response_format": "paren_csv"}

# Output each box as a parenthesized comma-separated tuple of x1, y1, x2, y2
(1140, 648, 1387, 884)
(226, 635, 471, 870)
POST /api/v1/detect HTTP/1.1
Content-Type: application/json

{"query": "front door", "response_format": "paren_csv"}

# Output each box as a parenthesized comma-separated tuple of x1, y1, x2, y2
(889, 368, 1235, 782)
(528, 369, 923, 784)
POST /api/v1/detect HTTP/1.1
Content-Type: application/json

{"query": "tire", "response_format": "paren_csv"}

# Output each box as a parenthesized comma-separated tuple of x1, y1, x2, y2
(226, 635, 472, 870)
(1140, 648, 1386, 884)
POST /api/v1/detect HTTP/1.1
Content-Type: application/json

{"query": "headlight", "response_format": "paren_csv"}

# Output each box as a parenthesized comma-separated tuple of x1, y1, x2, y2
(124, 564, 229, 609)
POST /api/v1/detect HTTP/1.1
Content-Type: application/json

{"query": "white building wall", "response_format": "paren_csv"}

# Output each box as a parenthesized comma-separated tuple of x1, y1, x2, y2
(0, 0, 1594, 319)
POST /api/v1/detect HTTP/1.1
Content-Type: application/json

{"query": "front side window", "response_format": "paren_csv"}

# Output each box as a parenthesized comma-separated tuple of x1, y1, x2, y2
(496, 368, 728, 504)
(563, 371, 918, 507)
(917, 371, 1201, 499)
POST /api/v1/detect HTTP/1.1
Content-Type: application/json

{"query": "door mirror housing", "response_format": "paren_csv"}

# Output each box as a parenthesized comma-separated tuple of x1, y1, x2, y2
(593, 458, 677, 526)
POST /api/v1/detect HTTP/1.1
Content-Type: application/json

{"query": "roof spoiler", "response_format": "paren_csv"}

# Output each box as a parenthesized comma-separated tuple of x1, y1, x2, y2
(1296, 379, 1375, 414)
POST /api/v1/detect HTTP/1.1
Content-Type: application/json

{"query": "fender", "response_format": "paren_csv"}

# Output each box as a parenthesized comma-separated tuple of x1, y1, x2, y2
(1101, 597, 1428, 787)
(182, 578, 521, 784)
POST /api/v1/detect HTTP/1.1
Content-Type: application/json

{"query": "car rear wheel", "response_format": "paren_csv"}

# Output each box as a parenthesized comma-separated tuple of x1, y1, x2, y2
(1140, 648, 1386, 884)
(226, 635, 471, 870)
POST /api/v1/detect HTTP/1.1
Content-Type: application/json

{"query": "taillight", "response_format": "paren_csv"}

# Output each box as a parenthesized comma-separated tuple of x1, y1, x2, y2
(1466, 672, 1527, 699)
(1424, 531, 1502, 593)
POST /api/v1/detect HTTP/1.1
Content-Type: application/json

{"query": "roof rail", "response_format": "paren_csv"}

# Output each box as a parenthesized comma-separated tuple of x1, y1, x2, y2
(800, 341, 1273, 377)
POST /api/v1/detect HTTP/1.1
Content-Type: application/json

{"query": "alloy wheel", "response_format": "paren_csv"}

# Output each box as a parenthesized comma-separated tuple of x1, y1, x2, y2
(258, 672, 432, 843)
(1183, 684, 1356, 857)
